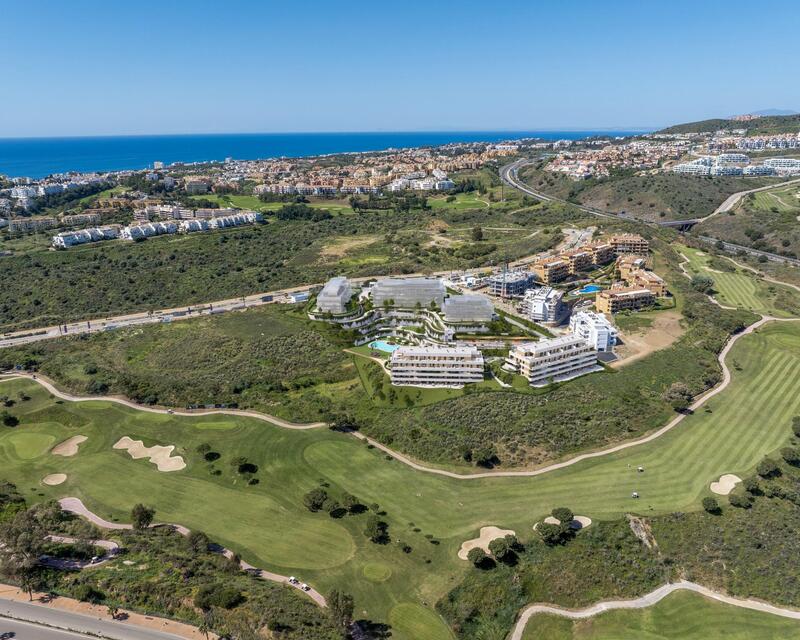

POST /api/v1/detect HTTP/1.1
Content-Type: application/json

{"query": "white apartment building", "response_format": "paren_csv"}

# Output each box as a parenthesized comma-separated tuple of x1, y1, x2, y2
(504, 335, 598, 387)
(316, 276, 353, 315)
(371, 277, 446, 308)
(743, 165, 776, 176)
(710, 165, 743, 176)
(442, 294, 495, 323)
(716, 153, 750, 165)
(52, 226, 119, 248)
(672, 162, 711, 175)
(521, 287, 565, 324)
(764, 158, 800, 169)
(569, 311, 618, 352)
(390, 346, 484, 388)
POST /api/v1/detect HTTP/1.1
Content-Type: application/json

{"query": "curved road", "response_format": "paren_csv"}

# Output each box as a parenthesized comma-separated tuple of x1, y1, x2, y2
(509, 580, 800, 640)
(0, 313, 785, 480)
(57, 498, 326, 607)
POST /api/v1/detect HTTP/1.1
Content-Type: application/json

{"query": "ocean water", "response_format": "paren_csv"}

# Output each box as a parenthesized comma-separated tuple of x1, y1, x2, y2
(0, 130, 647, 178)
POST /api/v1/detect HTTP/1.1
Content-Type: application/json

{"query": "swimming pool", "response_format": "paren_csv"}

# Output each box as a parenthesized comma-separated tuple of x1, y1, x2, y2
(577, 284, 602, 294)
(369, 340, 401, 353)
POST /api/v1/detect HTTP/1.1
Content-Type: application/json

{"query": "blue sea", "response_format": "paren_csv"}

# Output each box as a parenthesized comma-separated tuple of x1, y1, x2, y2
(0, 130, 648, 178)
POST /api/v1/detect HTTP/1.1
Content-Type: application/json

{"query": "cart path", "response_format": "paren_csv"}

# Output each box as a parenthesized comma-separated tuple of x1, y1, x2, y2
(509, 580, 800, 640)
(1, 314, 789, 480)
(57, 498, 326, 607)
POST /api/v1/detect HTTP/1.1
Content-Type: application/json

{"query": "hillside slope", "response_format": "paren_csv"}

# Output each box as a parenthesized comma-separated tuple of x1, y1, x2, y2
(659, 114, 800, 135)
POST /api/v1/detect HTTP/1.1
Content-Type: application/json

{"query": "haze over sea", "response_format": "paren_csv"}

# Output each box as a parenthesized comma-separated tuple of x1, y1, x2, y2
(0, 130, 647, 179)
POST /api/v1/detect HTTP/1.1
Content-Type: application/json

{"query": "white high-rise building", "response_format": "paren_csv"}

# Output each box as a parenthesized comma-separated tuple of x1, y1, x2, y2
(569, 311, 617, 352)
(521, 287, 565, 324)
(390, 346, 484, 388)
(504, 335, 598, 387)
(371, 277, 445, 308)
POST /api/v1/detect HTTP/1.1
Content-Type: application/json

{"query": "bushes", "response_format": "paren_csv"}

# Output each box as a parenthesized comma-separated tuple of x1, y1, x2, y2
(74, 583, 105, 603)
(194, 584, 244, 610)
(729, 493, 751, 509)
(702, 496, 720, 513)
(303, 488, 329, 512)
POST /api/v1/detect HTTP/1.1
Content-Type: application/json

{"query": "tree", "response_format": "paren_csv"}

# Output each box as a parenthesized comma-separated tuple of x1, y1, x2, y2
(196, 443, 211, 455)
(728, 494, 751, 509)
(551, 507, 574, 524)
(690, 274, 714, 294)
(702, 496, 720, 513)
(662, 382, 693, 412)
(792, 416, 800, 438)
(0, 507, 50, 600)
(757, 458, 780, 478)
(1, 411, 19, 427)
(781, 447, 800, 466)
(467, 547, 488, 567)
(364, 515, 388, 543)
(187, 530, 210, 553)
(131, 504, 155, 530)
(537, 522, 564, 545)
(303, 488, 329, 512)
(328, 589, 354, 636)
(743, 476, 761, 494)
(488, 537, 510, 561)
(471, 226, 484, 242)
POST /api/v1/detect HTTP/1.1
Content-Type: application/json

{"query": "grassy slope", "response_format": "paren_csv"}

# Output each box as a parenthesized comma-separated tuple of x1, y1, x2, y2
(518, 165, 778, 222)
(2, 320, 800, 638)
(696, 182, 800, 258)
(681, 246, 800, 316)
(521, 590, 800, 639)
(658, 114, 800, 135)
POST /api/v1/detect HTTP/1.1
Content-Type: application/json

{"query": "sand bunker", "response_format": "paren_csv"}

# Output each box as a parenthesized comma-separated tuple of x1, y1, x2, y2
(51, 435, 88, 457)
(535, 515, 592, 531)
(458, 526, 515, 560)
(113, 436, 186, 472)
(710, 474, 741, 495)
(43, 474, 67, 486)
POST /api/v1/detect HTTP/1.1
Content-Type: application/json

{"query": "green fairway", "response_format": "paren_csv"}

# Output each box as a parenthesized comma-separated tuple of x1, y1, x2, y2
(2, 320, 800, 638)
(681, 247, 800, 316)
(521, 590, 800, 639)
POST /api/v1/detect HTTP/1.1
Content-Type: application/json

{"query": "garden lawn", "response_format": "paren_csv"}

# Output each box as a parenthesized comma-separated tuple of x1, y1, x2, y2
(521, 590, 800, 639)
(2, 321, 800, 638)
(681, 247, 800, 316)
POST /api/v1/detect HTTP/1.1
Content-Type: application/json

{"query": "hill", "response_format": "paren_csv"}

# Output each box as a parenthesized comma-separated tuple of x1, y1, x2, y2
(659, 113, 800, 136)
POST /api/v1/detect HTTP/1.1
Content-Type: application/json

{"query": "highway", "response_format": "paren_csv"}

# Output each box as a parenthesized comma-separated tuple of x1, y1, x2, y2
(0, 600, 188, 640)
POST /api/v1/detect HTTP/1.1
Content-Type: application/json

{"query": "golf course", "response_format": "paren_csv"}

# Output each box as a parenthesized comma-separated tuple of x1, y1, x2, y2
(2, 314, 800, 639)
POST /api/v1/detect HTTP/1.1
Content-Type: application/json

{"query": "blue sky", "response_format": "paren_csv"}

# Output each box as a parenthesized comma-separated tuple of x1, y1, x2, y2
(2, 0, 798, 137)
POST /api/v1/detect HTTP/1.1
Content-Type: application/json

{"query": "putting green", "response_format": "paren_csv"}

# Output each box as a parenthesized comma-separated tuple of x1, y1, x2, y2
(6, 432, 56, 460)
(389, 603, 454, 640)
(362, 562, 392, 582)
(2, 321, 800, 639)
(521, 590, 800, 639)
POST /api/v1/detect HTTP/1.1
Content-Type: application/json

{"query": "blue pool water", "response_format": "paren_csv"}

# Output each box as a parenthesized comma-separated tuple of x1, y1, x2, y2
(369, 340, 401, 353)
(577, 285, 602, 294)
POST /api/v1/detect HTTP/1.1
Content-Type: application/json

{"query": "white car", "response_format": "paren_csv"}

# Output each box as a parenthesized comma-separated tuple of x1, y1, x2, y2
(288, 576, 298, 585)
(301, 583, 310, 592)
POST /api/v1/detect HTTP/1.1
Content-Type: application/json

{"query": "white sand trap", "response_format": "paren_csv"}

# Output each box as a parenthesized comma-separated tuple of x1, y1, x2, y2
(573, 516, 592, 529)
(113, 436, 186, 472)
(51, 435, 88, 457)
(536, 515, 592, 531)
(543, 516, 560, 525)
(458, 526, 515, 560)
(43, 473, 67, 486)
(710, 474, 741, 495)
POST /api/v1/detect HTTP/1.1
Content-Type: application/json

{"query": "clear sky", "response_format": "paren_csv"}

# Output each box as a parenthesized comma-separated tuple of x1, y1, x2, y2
(2, 0, 798, 138)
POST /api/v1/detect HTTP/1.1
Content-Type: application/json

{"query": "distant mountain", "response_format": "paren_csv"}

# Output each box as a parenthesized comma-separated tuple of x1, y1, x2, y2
(659, 113, 800, 136)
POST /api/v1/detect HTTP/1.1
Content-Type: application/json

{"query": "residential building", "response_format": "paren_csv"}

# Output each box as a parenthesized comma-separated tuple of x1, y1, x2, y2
(8, 217, 57, 234)
(533, 257, 570, 284)
(62, 213, 101, 227)
(521, 287, 565, 324)
(628, 269, 667, 296)
(595, 286, 655, 314)
(559, 248, 593, 274)
(390, 346, 484, 388)
(371, 277, 446, 308)
(616, 254, 648, 279)
(316, 276, 353, 315)
(52, 225, 120, 248)
(586, 240, 615, 265)
(609, 233, 649, 255)
(487, 271, 536, 298)
(185, 179, 209, 194)
(442, 294, 495, 323)
(569, 311, 617, 352)
(504, 335, 598, 387)
(290, 291, 310, 304)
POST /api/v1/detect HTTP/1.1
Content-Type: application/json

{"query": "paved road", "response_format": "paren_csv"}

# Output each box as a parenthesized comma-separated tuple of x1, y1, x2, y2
(509, 580, 800, 640)
(698, 177, 800, 223)
(0, 601, 187, 640)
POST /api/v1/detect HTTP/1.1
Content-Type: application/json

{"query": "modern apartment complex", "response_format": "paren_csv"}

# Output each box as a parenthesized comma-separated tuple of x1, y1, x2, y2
(595, 285, 655, 314)
(371, 277, 446, 308)
(442, 294, 495, 323)
(389, 346, 485, 388)
(504, 335, 598, 387)
(316, 277, 353, 315)
(586, 240, 616, 266)
(521, 287, 566, 324)
(533, 256, 571, 284)
(487, 271, 536, 298)
(569, 311, 618, 352)
(559, 248, 594, 274)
